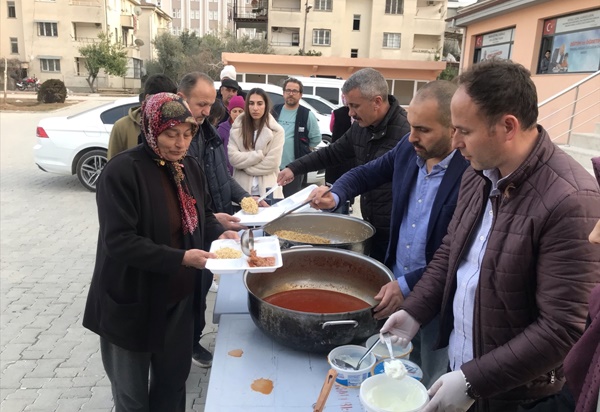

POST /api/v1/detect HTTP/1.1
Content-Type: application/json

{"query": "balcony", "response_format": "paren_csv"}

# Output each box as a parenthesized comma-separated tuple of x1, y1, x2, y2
(233, 0, 268, 30)
(121, 14, 134, 29)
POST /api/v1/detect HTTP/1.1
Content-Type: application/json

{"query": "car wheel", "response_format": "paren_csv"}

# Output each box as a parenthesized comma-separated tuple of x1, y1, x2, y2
(321, 134, 332, 145)
(76, 149, 107, 192)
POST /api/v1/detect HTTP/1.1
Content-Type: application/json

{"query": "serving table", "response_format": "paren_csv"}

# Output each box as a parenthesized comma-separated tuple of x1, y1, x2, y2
(206, 270, 364, 411)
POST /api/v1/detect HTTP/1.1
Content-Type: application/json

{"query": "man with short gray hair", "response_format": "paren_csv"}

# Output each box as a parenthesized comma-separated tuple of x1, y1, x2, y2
(277, 68, 410, 262)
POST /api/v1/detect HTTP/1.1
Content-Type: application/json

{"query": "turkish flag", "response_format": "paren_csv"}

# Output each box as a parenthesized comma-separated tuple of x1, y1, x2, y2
(544, 19, 556, 35)
(475, 35, 483, 48)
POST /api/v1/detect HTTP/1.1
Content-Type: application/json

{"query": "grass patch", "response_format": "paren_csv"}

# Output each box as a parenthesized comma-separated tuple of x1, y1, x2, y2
(0, 98, 79, 112)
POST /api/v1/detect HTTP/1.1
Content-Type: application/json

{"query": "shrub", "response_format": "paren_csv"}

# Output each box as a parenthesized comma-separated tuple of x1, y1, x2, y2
(37, 79, 67, 103)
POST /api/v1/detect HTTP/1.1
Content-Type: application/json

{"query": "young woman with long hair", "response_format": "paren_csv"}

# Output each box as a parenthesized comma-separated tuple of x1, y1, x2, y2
(228, 88, 284, 199)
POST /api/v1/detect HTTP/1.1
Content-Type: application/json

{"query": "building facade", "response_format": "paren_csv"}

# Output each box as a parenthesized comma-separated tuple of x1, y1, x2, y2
(233, 0, 448, 61)
(1, 0, 171, 92)
(167, 0, 233, 36)
(449, 0, 600, 141)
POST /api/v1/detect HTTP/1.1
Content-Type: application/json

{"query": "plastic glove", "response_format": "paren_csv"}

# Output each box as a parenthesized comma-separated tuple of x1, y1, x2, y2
(379, 310, 420, 348)
(423, 370, 475, 412)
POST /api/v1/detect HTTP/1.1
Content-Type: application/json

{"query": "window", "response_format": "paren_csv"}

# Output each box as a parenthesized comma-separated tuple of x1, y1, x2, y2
(351, 48, 358, 58)
(38, 22, 58, 37)
(538, 10, 600, 74)
(100, 103, 139, 124)
(312, 29, 330, 46)
(7, 1, 16, 18)
(473, 28, 514, 64)
(314, 0, 331, 11)
(40, 58, 60, 72)
(10, 37, 18, 53)
(385, 0, 403, 14)
(383, 33, 401, 48)
(353, 15, 360, 31)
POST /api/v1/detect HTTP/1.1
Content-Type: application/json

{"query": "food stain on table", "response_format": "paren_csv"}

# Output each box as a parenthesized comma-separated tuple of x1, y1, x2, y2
(251, 378, 274, 395)
(228, 349, 243, 357)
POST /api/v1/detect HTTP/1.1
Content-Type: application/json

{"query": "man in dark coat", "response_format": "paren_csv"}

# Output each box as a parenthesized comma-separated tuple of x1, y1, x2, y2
(311, 80, 469, 387)
(177, 72, 254, 368)
(277, 68, 410, 262)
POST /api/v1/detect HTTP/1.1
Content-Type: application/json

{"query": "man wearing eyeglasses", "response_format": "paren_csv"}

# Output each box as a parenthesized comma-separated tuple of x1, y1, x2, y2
(273, 78, 323, 197)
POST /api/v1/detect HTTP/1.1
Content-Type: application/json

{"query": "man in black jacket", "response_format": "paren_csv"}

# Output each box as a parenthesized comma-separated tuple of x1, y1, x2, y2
(177, 72, 252, 368)
(277, 68, 410, 262)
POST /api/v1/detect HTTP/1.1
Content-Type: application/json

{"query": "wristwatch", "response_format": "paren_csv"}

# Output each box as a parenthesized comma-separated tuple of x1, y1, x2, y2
(461, 370, 481, 400)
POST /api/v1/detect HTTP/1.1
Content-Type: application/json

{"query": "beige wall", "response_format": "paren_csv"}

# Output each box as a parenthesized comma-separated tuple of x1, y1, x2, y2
(268, 0, 446, 61)
(457, 0, 600, 142)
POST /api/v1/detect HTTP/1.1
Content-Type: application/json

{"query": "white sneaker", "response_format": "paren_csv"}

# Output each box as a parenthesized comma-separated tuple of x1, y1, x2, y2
(209, 280, 219, 293)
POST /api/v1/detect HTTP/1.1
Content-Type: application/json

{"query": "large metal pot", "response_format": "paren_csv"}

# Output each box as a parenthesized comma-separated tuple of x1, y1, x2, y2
(244, 247, 394, 353)
(263, 213, 375, 255)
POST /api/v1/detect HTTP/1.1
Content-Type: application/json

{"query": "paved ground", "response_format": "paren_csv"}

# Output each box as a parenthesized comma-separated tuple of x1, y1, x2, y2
(0, 98, 218, 412)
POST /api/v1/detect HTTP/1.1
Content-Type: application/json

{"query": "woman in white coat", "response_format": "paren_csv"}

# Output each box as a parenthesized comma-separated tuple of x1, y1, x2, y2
(228, 88, 285, 199)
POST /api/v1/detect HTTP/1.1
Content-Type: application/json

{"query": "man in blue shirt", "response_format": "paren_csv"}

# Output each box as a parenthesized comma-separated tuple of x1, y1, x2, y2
(310, 80, 469, 386)
(273, 78, 323, 197)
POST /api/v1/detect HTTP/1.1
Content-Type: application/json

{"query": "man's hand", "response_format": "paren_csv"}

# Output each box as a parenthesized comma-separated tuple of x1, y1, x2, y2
(218, 230, 240, 240)
(252, 196, 270, 208)
(423, 370, 475, 412)
(182, 249, 216, 269)
(215, 213, 246, 231)
(277, 168, 295, 186)
(309, 186, 336, 210)
(373, 281, 404, 320)
(380, 310, 420, 348)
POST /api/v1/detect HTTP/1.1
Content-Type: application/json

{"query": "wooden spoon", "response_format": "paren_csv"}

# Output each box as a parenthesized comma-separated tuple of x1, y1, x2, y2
(313, 368, 338, 412)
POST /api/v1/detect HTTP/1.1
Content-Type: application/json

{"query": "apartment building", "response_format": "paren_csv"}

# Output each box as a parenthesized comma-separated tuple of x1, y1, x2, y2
(167, 0, 233, 36)
(1, 0, 170, 91)
(233, 0, 447, 61)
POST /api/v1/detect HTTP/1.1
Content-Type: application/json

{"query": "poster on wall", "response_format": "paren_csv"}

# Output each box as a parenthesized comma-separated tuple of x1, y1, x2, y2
(479, 43, 512, 62)
(550, 28, 600, 73)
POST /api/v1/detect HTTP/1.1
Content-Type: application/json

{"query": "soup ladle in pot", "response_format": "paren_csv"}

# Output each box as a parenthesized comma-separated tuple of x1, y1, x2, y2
(239, 188, 331, 256)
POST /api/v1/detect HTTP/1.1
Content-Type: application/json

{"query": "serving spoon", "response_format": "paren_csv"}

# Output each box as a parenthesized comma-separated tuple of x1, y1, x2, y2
(331, 332, 391, 371)
(239, 188, 332, 256)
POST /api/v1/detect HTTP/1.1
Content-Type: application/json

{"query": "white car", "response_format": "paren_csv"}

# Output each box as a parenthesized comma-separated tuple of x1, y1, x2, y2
(34, 89, 329, 192)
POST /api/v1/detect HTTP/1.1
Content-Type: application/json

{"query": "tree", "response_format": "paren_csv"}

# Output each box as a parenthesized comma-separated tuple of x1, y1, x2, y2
(147, 30, 274, 82)
(79, 32, 127, 92)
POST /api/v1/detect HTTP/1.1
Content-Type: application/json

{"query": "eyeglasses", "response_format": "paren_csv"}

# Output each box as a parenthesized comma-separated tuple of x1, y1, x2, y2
(284, 89, 301, 95)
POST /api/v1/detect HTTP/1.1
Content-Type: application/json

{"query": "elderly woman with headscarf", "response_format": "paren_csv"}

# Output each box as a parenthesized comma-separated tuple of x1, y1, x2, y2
(83, 93, 237, 411)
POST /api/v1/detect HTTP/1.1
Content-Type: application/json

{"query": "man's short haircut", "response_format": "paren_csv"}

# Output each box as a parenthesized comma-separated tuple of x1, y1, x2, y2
(140, 74, 178, 102)
(178, 72, 215, 97)
(457, 59, 538, 130)
(282, 77, 303, 94)
(413, 80, 458, 128)
(341, 68, 388, 100)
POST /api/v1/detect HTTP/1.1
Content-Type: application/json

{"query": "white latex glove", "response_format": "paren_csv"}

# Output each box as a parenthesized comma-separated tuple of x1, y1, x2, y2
(423, 370, 475, 412)
(379, 310, 420, 348)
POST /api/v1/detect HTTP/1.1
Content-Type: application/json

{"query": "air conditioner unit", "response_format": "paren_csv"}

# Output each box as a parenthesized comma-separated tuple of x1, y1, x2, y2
(272, 26, 282, 32)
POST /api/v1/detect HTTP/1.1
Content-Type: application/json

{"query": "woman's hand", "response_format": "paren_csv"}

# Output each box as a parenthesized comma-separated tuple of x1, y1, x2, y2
(182, 249, 216, 269)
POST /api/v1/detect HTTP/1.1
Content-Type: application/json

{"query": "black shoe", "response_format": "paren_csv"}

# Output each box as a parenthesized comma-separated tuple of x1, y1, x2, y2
(192, 345, 213, 368)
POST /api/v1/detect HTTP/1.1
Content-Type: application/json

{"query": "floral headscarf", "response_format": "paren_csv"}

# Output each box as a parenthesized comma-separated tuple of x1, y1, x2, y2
(141, 93, 200, 235)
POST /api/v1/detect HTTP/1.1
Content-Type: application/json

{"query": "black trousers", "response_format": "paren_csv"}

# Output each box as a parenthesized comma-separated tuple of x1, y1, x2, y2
(100, 295, 193, 412)
(282, 173, 306, 198)
(192, 268, 213, 350)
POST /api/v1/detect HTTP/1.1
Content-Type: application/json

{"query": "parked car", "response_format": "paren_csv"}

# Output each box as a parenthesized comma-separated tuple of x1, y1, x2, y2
(34, 87, 329, 192)
(301, 95, 340, 115)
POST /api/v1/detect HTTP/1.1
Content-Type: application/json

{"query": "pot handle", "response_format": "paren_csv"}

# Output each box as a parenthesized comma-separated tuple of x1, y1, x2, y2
(289, 245, 314, 249)
(321, 320, 358, 329)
